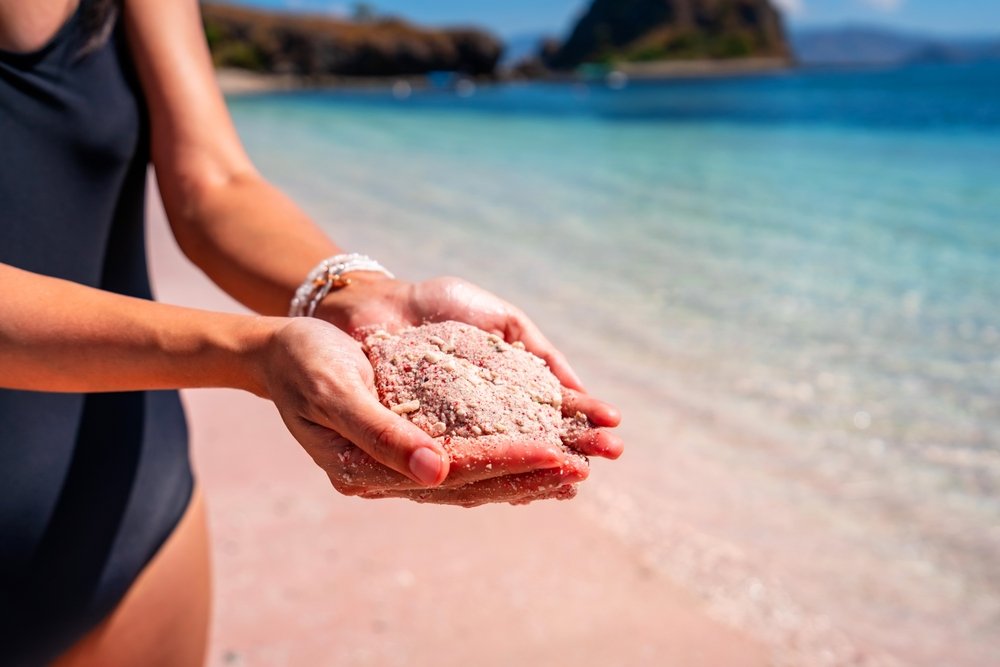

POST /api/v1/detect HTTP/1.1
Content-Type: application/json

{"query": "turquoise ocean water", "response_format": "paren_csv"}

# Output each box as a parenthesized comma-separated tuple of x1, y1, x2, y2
(229, 62, 1000, 666)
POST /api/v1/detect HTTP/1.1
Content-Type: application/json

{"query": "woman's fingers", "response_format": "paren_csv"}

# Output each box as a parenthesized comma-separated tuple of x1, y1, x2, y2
(559, 388, 623, 459)
(561, 388, 621, 427)
(359, 463, 590, 507)
(563, 427, 624, 460)
(317, 436, 400, 493)
(444, 440, 572, 486)
(503, 315, 625, 460)
(326, 438, 574, 492)
(264, 318, 447, 487)
(322, 390, 450, 487)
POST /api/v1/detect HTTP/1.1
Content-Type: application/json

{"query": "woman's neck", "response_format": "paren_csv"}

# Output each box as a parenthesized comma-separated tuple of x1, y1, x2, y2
(0, 0, 79, 53)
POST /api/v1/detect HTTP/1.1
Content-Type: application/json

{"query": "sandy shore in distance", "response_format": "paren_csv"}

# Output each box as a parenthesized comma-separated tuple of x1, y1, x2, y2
(145, 183, 771, 666)
(215, 58, 792, 96)
(215, 68, 435, 96)
(214, 68, 302, 95)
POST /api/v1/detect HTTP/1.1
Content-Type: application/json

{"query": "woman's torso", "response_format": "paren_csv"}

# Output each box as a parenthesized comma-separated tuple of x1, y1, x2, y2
(0, 2, 193, 663)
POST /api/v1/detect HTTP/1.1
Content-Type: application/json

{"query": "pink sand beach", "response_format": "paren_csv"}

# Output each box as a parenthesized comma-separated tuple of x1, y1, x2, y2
(145, 190, 769, 665)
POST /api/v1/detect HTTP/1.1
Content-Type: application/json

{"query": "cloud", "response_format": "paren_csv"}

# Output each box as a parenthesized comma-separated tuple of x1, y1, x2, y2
(772, 0, 805, 15)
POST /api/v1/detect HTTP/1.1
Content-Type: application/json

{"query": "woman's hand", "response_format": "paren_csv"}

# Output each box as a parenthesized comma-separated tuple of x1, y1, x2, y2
(320, 275, 584, 388)
(297, 384, 619, 507)
(254, 317, 591, 503)
(317, 274, 624, 459)
(256, 317, 450, 486)
(314, 434, 590, 508)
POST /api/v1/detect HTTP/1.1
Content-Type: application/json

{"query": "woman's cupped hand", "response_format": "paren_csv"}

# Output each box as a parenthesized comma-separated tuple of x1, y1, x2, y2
(253, 317, 597, 507)
(318, 274, 624, 455)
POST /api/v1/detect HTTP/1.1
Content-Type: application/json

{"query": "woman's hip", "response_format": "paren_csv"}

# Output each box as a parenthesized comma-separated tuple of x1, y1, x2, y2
(53, 486, 212, 667)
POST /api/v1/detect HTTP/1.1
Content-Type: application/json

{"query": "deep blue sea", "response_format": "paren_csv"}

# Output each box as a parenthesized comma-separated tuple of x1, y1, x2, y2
(228, 62, 1000, 666)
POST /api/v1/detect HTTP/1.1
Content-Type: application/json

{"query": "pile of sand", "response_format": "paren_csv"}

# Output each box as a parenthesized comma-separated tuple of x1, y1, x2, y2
(361, 321, 591, 501)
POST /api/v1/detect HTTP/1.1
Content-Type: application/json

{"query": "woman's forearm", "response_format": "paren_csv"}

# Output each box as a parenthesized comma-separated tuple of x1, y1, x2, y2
(0, 262, 277, 394)
(158, 170, 348, 317)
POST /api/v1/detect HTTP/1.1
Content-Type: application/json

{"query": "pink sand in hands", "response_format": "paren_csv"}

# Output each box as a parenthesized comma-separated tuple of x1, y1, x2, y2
(361, 321, 592, 503)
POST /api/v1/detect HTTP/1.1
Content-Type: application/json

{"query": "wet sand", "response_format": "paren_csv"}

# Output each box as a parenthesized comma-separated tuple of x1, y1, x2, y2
(145, 186, 771, 666)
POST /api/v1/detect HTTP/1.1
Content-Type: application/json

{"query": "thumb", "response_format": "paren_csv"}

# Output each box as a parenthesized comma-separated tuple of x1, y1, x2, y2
(334, 392, 450, 487)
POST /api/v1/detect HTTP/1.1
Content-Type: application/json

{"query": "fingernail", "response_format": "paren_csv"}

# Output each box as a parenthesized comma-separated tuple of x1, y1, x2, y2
(604, 434, 625, 458)
(409, 447, 444, 486)
(602, 405, 622, 427)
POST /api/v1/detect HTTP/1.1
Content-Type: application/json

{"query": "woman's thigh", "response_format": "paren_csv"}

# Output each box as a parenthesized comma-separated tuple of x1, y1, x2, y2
(54, 487, 212, 667)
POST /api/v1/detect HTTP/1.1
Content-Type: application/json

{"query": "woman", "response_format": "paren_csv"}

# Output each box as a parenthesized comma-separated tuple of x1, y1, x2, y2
(0, 0, 622, 665)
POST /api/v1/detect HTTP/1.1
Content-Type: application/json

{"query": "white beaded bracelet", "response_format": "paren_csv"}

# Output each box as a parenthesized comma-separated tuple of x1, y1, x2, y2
(289, 253, 395, 318)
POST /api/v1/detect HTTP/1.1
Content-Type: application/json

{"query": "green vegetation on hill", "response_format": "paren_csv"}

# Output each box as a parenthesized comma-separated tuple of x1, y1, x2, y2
(616, 32, 758, 63)
(548, 0, 791, 69)
(201, 3, 503, 78)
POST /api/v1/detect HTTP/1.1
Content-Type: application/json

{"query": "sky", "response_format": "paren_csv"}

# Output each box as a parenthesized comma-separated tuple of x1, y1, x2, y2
(237, 0, 1000, 38)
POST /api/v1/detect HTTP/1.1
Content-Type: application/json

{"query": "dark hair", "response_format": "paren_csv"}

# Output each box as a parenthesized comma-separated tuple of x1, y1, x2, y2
(79, 0, 120, 55)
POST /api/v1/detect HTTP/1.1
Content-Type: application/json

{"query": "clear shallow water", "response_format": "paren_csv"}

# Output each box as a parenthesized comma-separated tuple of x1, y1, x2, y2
(229, 62, 1000, 666)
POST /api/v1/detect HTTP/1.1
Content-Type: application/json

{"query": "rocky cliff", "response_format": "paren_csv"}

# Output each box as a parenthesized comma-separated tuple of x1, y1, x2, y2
(201, 4, 503, 78)
(548, 0, 790, 69)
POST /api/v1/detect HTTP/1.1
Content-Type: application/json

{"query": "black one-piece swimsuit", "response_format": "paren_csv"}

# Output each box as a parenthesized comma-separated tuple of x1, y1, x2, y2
(0, 4, 194, 664)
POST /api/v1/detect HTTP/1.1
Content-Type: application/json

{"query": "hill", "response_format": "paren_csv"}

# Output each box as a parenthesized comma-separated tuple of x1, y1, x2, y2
(547, 0, 791, 70)
(201, 3, 503, 78)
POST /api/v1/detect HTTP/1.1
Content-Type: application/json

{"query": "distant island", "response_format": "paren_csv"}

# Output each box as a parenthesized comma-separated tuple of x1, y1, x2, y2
(792, 25, 1000, 67)
(201, 3, 502, 79)
(546, 0, 791, 69)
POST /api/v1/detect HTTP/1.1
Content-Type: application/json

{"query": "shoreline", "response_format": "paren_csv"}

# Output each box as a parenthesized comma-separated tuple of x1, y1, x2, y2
(215, 58, 794, 96)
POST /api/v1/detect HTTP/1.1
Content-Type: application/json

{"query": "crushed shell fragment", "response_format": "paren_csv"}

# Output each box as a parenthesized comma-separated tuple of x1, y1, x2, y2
(391, 400, 421, 414)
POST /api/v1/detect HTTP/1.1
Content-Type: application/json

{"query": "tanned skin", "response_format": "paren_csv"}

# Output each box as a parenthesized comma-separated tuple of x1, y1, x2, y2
(0, 1, 622, 664)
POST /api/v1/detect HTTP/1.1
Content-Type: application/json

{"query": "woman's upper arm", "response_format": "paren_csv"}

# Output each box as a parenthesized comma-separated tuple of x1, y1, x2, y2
(124, 0, 255, 209)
